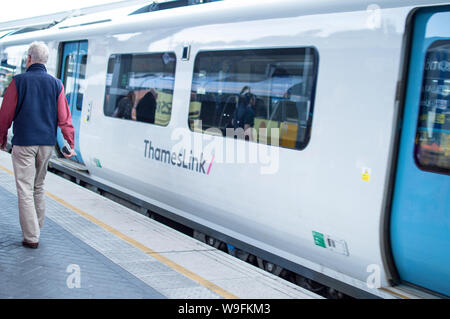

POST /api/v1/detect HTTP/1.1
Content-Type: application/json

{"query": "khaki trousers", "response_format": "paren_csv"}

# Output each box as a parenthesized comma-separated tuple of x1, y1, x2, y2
(11, 145, 53, 243)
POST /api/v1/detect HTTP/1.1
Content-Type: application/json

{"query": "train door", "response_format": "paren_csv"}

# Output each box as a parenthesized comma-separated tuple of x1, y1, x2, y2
(57, 40, 88, 164)
(390, 6, 450, 296)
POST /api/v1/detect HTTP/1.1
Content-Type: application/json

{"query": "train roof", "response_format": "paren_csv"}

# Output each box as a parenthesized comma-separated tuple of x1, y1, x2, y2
(0, 0, 449, 46)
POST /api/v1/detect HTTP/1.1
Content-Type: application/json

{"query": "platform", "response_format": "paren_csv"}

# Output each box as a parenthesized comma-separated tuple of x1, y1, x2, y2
(0, 151, 321, 299)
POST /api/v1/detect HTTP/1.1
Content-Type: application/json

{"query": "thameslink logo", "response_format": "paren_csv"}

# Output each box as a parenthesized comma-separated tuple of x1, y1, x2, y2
(144, 139, 213, 175)
(143, 121, 281, 175)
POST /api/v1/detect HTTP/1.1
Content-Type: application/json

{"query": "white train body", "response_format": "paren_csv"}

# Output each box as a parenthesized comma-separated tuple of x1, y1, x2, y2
(1, 0, 449, 298)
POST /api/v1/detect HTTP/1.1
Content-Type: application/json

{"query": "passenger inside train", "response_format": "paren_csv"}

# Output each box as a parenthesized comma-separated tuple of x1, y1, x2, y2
(113, 90, 135, 120)
(231, 86, 256, 141)
(135, 88, 158, 124)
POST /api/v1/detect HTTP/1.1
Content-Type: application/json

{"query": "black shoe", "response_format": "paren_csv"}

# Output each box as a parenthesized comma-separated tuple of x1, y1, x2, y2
(22, 240, 39, 249)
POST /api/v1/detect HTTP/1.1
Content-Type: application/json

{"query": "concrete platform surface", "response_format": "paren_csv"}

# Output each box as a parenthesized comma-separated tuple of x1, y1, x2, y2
(0, 151, 321, 299)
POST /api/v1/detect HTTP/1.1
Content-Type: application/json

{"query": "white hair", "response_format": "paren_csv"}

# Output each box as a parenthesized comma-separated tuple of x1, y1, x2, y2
(28, 41, 49, 64)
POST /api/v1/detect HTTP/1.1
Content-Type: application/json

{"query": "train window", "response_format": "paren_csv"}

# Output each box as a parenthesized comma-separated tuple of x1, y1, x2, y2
(63, 53, 87, 112)
(0, 45, 27, 97)
(188, 47, 319, 150)
(103, 52, 176, 126)
(76, 54, 87, 111)
(414, 41, 450, 174)
(0, 58, 17, 97)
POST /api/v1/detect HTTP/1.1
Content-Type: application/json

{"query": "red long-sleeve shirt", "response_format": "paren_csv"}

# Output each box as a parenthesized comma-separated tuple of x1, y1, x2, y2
(0, 79, 75, 149)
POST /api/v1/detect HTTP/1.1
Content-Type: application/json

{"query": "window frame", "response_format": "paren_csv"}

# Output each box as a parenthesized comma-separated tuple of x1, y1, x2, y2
(187, 46, 320, 151)
(413, 40, 450, 176)
(102, 51, 178, 127)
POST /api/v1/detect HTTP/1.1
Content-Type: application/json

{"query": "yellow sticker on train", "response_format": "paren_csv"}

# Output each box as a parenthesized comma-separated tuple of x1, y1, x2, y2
(362, 168, 371, 182)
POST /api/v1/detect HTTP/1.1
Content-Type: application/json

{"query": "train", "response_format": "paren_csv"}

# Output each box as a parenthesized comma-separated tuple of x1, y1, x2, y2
(0, 0, 449, 298)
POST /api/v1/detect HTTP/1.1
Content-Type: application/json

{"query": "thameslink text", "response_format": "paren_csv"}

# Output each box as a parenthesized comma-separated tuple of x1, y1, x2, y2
(144, 139, 211, 175)
(143, 122, 282, 175)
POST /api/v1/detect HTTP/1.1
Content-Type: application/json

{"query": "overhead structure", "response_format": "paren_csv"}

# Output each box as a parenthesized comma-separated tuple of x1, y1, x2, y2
(0, 0, 222, 39)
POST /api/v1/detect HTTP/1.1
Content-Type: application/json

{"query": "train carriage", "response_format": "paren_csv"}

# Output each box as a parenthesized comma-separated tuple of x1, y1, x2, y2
(0, 0, 449, 298)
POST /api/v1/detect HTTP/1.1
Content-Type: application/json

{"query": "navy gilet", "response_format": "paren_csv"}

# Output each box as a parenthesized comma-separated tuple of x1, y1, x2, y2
(12, 63, 62, 146)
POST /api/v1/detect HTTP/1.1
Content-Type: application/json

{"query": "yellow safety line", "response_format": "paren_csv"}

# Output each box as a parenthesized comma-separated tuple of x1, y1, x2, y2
(379, 287, 410, 299)
(0, 163, 238, 299)
(0, 164, 14, 176)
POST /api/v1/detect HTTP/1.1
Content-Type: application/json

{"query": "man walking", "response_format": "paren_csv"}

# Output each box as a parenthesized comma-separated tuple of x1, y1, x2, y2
(0, 41, 76, 248)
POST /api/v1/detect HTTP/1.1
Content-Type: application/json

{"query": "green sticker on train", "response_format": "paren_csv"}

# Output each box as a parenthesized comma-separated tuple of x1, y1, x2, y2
(93, 158, 102, 168)
(312, 231, 326, 248)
